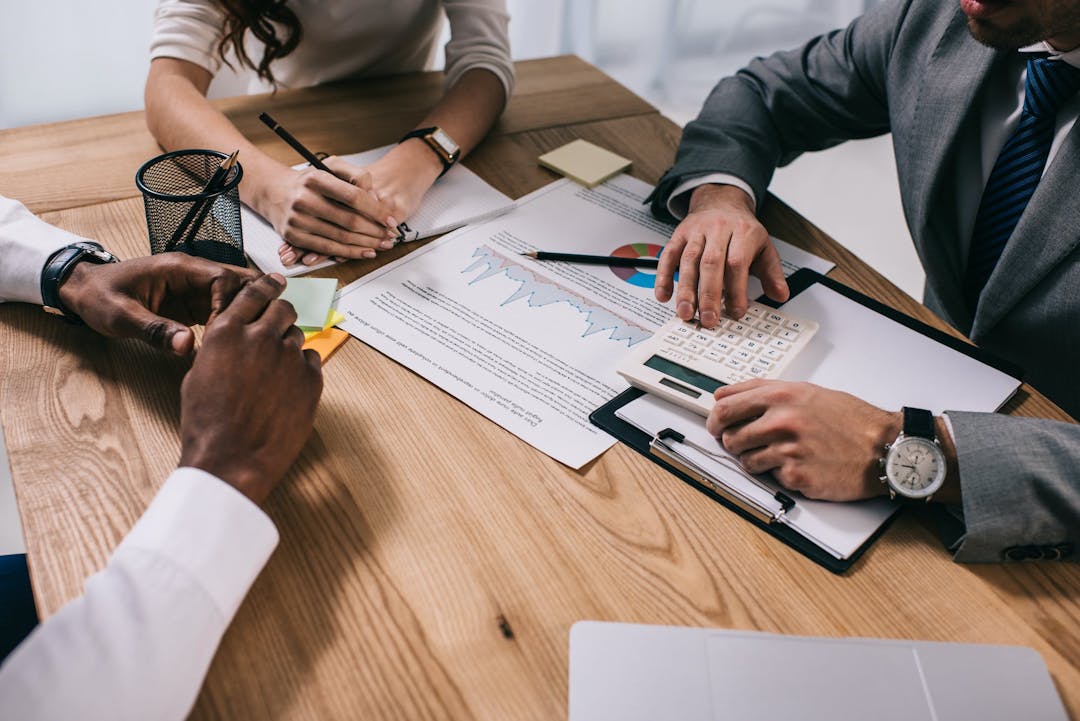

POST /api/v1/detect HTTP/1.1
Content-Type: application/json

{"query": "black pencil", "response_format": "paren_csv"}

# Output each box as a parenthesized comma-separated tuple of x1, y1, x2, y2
(259, 112, 406, 240)
(520, 251, 660, 268)
(169, 149, 240, 251)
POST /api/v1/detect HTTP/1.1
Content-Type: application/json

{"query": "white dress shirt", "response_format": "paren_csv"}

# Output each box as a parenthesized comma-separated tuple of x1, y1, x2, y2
(667, 43, 1080, 223)
(0, 197, 279, 720)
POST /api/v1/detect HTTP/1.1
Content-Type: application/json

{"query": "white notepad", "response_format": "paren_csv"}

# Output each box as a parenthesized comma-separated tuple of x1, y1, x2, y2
(241, 144, 515, 276)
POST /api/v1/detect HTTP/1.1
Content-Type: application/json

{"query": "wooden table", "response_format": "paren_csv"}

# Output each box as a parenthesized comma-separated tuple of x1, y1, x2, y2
(2, 56, 1077, 720)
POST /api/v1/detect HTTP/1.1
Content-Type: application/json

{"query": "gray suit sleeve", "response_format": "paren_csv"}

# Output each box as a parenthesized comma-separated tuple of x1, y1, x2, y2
(650, 0, 913, 221)
(945, 411, 1080, 563)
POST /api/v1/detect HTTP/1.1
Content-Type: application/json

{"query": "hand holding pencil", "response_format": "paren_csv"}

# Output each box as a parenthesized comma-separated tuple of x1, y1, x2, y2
(257, 112, 402, 266)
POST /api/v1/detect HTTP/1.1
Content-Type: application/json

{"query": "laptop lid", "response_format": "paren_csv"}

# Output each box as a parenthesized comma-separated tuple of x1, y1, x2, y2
(568, 622, 1067, 721)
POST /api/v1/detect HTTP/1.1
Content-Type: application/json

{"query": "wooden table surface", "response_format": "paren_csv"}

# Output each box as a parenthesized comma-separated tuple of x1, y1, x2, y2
(1, 56, 1077, 720)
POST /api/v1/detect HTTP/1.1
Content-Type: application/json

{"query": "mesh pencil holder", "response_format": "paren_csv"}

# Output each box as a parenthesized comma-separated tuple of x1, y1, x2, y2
(135, 149, 246, 267)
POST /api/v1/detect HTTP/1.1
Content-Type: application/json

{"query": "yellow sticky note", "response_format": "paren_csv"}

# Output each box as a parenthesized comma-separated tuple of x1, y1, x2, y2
(538, 139, 632, 188)
(303, 309, 347, 340)
(302, 327, 349, 362)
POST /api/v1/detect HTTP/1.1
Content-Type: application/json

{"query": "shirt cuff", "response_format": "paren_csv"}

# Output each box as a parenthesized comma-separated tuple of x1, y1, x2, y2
(0, 198, 85, 305)
(667, 174, 758, 220)
(115, 467, 279, 623)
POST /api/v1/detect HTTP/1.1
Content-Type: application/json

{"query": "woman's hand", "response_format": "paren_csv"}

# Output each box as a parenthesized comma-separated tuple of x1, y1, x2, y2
(264, 157, 401, 266)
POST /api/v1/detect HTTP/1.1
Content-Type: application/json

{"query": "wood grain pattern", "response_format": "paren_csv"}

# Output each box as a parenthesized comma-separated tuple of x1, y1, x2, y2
(3, 69, 1078, 720)
(0, 56, 653, 216)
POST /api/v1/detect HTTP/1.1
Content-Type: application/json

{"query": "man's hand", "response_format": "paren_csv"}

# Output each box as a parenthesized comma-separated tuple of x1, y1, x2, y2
(657, 184, 789, 328)
(267, 157, 400, 266)
(707, 380, 901, 501)
(58, 253, 261, 356)
(178, 274, 323, 505)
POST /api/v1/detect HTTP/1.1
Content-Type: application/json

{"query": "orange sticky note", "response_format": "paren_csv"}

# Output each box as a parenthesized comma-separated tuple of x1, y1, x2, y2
(302, 327, 349, 362)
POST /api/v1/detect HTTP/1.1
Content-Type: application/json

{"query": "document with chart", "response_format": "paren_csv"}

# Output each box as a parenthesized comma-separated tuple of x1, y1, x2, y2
(335, 175, 832, 467)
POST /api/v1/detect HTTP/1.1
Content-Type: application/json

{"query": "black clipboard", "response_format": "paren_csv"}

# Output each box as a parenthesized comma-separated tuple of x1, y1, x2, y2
(589, 269, 1023, 574)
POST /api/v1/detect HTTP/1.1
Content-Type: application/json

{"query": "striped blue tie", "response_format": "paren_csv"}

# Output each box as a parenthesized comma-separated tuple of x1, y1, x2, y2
(963, 55, 1080, 312)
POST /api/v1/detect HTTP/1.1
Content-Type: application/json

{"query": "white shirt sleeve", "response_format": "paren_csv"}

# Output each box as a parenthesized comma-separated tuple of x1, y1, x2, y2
(666, 173, 758, 220)
(149, 0, 226, 75)
(442, 0, 515, 100)
(0, 196, 90, 305)
(0, 467, 278, 721)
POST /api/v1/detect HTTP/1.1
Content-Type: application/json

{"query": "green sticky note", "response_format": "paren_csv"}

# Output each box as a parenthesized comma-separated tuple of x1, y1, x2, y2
(280, 277, 338, 329)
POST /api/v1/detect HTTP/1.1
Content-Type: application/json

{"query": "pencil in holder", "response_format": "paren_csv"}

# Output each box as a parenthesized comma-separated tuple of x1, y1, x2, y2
(135, 149, 246, 267)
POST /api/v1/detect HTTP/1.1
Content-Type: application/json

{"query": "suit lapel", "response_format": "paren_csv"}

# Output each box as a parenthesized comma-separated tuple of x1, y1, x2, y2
(972, 124, 1080, 336)
(906, 9, 999, 328)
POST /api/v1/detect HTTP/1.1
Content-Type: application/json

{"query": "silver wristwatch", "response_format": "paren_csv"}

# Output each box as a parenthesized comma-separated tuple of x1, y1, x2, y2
(878, 407, 946, 501)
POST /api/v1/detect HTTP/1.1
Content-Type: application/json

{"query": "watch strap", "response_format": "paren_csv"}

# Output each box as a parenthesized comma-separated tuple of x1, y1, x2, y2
(399, 126, 459, 177)
(40, 242, 118, 324)
(901, 407, 935, 440)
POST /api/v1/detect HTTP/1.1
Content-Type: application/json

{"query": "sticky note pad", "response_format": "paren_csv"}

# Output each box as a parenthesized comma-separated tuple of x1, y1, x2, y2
(280, 277, 337, 329)
(304, 310, 346, 340)
(302, 327, 349, 362)
(538, 139, 631, 188)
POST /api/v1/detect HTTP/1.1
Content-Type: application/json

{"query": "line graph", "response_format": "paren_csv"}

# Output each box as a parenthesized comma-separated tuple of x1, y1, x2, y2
(462, 246, 653, 347)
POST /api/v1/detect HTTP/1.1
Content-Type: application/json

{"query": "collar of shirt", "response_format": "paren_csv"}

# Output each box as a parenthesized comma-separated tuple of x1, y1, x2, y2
(1019, 41, 1080, 69)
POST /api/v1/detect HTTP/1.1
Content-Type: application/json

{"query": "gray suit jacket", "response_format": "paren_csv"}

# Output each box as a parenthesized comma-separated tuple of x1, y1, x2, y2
(651, 0, 1079, 562)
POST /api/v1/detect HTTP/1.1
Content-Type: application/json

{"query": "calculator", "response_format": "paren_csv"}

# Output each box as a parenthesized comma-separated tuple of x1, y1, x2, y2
(617, 302, 819, 416)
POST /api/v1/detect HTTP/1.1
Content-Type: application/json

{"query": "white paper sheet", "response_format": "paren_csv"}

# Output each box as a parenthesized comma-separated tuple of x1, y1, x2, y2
(241, 144, 514, 276)
(335, 174, 835, 468)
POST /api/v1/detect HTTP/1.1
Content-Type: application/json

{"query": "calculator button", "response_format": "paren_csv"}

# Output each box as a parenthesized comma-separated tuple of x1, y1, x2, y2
(753, 357, 774, 370)
(705, 349, 726, 362)
(659, 347, 691, 363)
(783, 319, 804, 331)
(770, 339, 791, 351)
(746, 305, 765, 317)
(684, 342, 706, 354)
(731, 323, 748, 334)
(755, 321, 777, 334)
(734, 349, 754, 362)
(740, 339, 762, 352)
(721, 332, 740, 345)
(673, 325, 693, 337)
(691, 332, 712, 344)
(663, 334, 684, 346)
(750, 331, 769, 343)
(713, 341, 734, 353)
(766, 311, 784, 324)
(778, 328, 800, 341)
(747, 365, 767, 377)
(739, 313, 756, 324)
(763, 348, 784, 361)
(724, 358, 747, 372)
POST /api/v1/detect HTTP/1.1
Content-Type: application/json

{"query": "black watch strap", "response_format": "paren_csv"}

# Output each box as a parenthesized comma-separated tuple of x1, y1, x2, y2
(40, 242, 118, 324)
(902, 406, 935, 440)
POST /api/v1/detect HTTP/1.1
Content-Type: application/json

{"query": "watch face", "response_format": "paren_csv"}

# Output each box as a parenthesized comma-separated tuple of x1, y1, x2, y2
(431, 128, 460, 155)
(885, 436, 946, 499)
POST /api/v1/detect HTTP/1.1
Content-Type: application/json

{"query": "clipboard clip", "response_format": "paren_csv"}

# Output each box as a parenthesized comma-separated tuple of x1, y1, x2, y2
(650, 428, 795, 524)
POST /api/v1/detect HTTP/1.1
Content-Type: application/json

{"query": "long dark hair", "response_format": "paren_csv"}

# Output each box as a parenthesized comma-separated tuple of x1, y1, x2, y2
(216, 0, 302, 86)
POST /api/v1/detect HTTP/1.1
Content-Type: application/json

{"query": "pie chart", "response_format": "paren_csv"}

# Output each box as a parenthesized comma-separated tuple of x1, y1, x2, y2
(609, 243, 665, 288)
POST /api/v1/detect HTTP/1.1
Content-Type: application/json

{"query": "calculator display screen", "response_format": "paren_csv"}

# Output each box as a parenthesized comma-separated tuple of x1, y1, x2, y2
(644, 355, 726, 394)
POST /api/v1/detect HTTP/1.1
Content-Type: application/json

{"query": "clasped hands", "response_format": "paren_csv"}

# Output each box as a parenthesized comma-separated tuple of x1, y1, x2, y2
(267, 140, 443, 267)
(59, 254, 323, 505)
(659, 184, 905, 503)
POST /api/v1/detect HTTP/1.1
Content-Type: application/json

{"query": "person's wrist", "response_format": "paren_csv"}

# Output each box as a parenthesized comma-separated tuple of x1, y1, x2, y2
(56, 257, 98, 320)
(688, 183, 755, 215)
(179, 443, 272, 506)
(396, 137, 445, 184)
(867, 410, 904, 497)
(931, 415, 962, 504)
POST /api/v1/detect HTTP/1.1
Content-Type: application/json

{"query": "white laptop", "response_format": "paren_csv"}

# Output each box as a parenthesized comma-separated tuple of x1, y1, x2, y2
(569, 622, 1068, 721)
